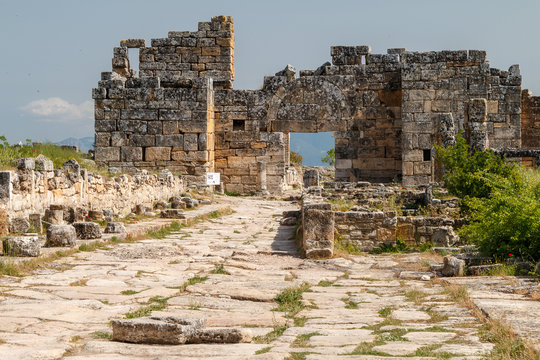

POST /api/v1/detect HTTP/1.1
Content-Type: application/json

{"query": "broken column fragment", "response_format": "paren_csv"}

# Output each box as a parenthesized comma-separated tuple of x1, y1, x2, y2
(302, 202, 334, 259)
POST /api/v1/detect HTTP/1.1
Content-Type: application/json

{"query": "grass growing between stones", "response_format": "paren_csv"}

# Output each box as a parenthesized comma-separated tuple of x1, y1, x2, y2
(341, 296, 359, 309)
(120, 289, 139, 295)
(125, 296, 170, 319)
(273, 282, 311, 317)
(285, 352, 315, 360)
(253, 324, 289, 344)
(291, 332, 322, 347)
(254, 346, 272, 354)
(146, 221, 183, 239)
(0, 248, 79, 277)
(378, 306, 393, 318)
(210, 263, 230, 275)
(179, 275, 208, 292)
(316, 280, 334, 287)
(442, 282, 540, 360)
(91, 331, 112, 340)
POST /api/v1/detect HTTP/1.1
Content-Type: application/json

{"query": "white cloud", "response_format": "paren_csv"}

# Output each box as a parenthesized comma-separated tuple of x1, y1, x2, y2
(21, 97, 93, 123)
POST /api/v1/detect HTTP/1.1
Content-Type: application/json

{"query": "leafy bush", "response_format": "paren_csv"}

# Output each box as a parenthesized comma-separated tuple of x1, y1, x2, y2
(460, 168, 540, 262)
(436, 133, 540, 262)
(435, 133, 519, 199)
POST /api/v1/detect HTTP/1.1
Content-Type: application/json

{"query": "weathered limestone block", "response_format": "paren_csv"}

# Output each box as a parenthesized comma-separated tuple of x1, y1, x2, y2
(87, 210, 103, 221)
(171, 199, 187, 209)
(161, 209, 186, 219)
(441, 255, 465, 277)
(3, 236, 40, 257)
(104, 222, 126, 234)
(10, 217, 30, 234)
(46, 225, 77, 247)
(432, 226, 459, 247)
(28, 213, 43, 233)
(0, 171, 11, 204)
(189, 328, 253, 344)
(303, 169, 319, 188)
(35, 154, 54, 171)
(112, 317, 205, 345)
(44, 209, 64, 225)
(146, 147, 171, 161)
(303, 203, 334, 259)
(73, 222, 102, 239)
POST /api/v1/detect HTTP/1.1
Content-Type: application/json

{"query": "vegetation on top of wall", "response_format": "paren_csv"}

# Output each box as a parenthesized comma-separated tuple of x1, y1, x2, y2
(436, 133, 540, 262)
(0, 136, 97, 171)
(290, 151, 303, 166)
(321, 148, 335, 166)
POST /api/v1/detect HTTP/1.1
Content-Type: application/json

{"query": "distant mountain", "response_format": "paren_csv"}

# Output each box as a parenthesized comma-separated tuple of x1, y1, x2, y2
(55, 136, 94, 153)
(290, 132, 334, 166)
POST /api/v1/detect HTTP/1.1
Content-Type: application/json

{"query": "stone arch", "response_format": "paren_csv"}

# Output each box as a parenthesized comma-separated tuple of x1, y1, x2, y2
(267, 77, 352, 133)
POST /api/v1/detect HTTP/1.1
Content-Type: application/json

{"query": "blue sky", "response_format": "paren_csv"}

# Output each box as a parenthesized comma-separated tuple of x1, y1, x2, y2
(1, 0, 539, 145)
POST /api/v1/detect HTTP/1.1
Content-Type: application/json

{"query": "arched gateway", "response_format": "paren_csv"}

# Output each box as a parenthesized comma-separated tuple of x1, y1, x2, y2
(93, 16, 539, 194)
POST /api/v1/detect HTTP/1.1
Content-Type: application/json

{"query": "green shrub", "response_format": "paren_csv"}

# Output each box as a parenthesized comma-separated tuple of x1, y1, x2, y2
(460, 168, 540, 262)
(435, 132, 519, 200)
(436, 133, 540, 262)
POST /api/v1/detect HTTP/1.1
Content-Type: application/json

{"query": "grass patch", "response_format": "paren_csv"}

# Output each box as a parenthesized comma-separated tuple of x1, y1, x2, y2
(125, 296, 170, 319)
(179, 275, 208, 292)
(120, 289, 139, 295)
(482, 263, 518, 277)
(291, 332, 321, 348)
(253, 324, 289, 344)
(255, 346, 272, 354)
(210, 264, 230, 275)
(92, 331, 112, 340)
(317, 280, 334, 287)
(79, 241, 108, 252)
(334, 237, 364, 255)
(378, 306, 393, 318)
(441, 282, 539, 360)
(274, 282, 311, 317)
(329, 198, 357, 212)
(403, 289, 427, 305)
(293, 316, 308, 327)
(146, 221, 183, 239)
(341, 297, 359, 309)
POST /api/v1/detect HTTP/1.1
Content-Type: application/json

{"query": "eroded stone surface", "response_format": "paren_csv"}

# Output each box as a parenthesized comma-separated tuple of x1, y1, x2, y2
(0, 196, 537, 360)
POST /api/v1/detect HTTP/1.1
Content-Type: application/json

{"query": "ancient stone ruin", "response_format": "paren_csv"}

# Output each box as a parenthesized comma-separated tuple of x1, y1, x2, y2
(93, 15, 540, 194)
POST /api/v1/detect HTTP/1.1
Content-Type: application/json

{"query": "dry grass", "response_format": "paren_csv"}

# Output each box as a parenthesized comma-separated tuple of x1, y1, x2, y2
(441, 282, 539, 360)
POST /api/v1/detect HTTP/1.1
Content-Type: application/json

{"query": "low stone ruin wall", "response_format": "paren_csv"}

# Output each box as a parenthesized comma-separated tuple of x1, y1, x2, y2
(0, 158, 186, 234)
(334, 210, 397, 251)
(396, 216, 462, 247)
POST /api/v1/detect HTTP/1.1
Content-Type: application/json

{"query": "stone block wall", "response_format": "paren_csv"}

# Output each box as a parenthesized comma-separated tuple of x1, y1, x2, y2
(94, 15, 540, 194)
(521, 90, 540, 150)
(0, 166, 185, 222)
(334, 210, 397, 251)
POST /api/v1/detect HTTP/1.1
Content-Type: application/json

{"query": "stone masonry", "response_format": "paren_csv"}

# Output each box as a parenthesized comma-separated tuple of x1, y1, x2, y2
(94, 15, 540, 192)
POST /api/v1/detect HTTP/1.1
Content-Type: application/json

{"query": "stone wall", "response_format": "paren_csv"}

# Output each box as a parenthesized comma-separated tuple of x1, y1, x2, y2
(334, 210, 397, 251)
(0, 165, 185, 223)
(521, 90, 540, 150)
(94, 15, 540, 194)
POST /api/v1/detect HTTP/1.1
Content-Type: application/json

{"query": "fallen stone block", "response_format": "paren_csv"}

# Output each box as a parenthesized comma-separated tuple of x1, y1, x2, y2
(73, 222, 102, 239)
(161, 209, 186, 219)
(441, 255, 465, 277)
(87, 210, 103, 221)
(104, 222, 127, 234)
(154, 201, 168, 210)
(189, 328, 253, 344)
(2, 236, 40, 257)
(171, 200, 186, 209)
(45, 225, 76, 247)
(112, 317, 205, 345)
(467, 264, 502, 276)
(199, 199, 211, 205)
(399, 271, 434, 280)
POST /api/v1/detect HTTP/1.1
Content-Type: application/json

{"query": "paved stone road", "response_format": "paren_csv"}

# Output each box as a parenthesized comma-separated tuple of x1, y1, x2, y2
(0, 196, 526, 359)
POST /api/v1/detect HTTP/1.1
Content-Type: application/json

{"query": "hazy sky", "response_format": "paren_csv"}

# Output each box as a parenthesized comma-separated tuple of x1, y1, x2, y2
(1, 0, 539, 143)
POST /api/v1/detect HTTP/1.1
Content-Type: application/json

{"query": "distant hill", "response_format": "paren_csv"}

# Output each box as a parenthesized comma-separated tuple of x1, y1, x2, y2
(290, 132, 334, 166)
(55, 136, 94, 153)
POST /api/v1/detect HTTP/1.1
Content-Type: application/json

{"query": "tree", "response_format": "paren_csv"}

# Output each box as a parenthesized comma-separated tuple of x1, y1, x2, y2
(290, 151, 302, 166)
(321, 148, 335, 166)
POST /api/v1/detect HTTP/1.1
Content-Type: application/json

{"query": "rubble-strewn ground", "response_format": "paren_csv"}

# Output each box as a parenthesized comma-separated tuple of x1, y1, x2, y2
(0, 196, 538, 359)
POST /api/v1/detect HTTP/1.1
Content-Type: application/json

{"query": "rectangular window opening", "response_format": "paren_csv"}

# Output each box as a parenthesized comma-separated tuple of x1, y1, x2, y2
(128, 48, 140, 77)
(233, 120, 245, 131)
(423, 149, 431, 162)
